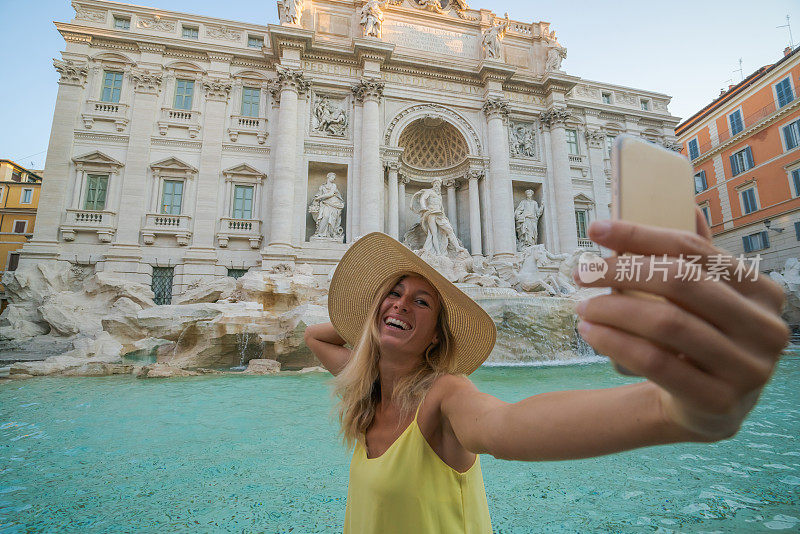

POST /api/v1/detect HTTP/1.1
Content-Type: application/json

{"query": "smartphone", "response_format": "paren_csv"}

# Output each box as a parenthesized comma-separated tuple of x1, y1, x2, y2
(609, 135, 697, 375)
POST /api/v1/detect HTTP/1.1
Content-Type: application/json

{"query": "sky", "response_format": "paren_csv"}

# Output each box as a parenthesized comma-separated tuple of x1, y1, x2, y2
(0, 0, 797, 170)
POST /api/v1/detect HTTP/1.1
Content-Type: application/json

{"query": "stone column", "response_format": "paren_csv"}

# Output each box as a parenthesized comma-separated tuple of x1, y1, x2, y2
(353, 79, 384, 235)
(29, 60, 88, 247)
(114, 69, 163, 245)
(398, 175, 408, 239)
(482, 99, 516, 259)
(444, 179, 458, 234)
(541, 108, 578, 252)
(585, 128, 610, 221)
(269, 68, 308, 248)
(467, 170, 483, 256)
(386, 162, 399, 239)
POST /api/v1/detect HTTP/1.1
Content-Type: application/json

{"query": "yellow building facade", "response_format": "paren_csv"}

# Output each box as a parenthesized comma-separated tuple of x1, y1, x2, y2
(0, 160, 43, 312)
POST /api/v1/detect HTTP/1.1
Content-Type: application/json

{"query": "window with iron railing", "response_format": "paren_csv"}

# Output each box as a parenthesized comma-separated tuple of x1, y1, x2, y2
(728, 110, 744, 136)
(775, 77, 795, 108)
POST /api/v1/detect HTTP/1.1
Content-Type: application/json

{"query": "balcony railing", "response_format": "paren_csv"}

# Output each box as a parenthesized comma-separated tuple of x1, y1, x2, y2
(60, 209, 117, 242)
(217, 217, 262, 248)
(158, 108, 201, 138)
(141, 213, 192, 246)
(227, 115, 268, 144)
(81, 100, 130, 131)
(692, 95, 796, 159)
(577, 238, 595, 249)
(568, 154, 585, 165)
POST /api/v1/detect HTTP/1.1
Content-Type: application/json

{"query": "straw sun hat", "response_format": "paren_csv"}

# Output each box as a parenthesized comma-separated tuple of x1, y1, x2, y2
(328, 232, 496, 375)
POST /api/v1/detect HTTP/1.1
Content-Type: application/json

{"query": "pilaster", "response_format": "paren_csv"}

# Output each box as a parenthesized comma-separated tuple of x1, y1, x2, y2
(353, 78, 385, 235)
(541, 107, 578, 252)
(482, 98, 515, 258)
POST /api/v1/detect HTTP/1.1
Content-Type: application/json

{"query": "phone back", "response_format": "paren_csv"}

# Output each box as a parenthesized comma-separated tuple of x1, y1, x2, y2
(612, 135, 696, 234)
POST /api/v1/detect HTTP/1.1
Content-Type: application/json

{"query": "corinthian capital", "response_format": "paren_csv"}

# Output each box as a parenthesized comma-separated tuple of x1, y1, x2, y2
(276, 66, 310, 94)
(352, 78, 385, 102)
(539, 108, 570, 128)
(129, 68, 163, 94)
(482, 98, 509, 119)
(584, 128, 605, 148)
(53, 59, 88, 87)
(203, 77, 233, 101)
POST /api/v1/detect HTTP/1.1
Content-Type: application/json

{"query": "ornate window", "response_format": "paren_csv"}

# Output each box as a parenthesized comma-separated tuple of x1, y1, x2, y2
(247, 35, 263, 48)
(730, 146, 754, 176)
(232, 185, 254, 219)
(101, 71, 123, 103)
(737, 182, 759, 215)
(160, 180, 183, 215)
(113, 16, 130, 30)
(142, 158, 197, 247)
(217, 164, 266, 249)
(687, 138, 699, 160)
(61, 151, 123, 243)
(84, 175, 108, 210)
(174, 79, 195, 110)
(182, 25, 199, 39)
(241, 87, 260, 117)
(566, 129, 580, 155)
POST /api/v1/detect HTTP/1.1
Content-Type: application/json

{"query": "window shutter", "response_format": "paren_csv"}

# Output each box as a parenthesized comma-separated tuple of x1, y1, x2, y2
(744, 147, 754, 169)
(795, 221, 800, 240)
(742, 236, 751, 253)
(730, 154, 739, 176)
(761, 231, 769, 249)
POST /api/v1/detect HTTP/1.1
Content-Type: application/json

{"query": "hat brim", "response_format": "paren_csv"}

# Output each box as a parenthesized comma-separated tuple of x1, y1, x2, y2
(328, 232, 496, 375)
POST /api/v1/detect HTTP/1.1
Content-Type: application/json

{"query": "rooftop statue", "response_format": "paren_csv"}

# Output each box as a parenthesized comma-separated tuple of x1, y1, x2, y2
(360, 0, 390, 38)
(482, 14, 510, 60)
(278, 0, 304, 25)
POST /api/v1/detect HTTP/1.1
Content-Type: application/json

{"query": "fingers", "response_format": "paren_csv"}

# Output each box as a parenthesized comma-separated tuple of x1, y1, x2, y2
(694, 206, 712, 241)
(575, 255, 790, 356)
(586, 219, 786, 314)
(576, 319, 735, 414)
(577, 294, 774, 393)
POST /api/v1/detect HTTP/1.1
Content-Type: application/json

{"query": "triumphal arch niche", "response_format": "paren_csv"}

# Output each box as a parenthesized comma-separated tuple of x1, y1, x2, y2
(24, 0, 680, 296)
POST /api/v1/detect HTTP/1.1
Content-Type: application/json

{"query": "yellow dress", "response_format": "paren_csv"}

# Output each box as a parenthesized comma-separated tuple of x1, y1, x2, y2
(343, 405, 492, 533)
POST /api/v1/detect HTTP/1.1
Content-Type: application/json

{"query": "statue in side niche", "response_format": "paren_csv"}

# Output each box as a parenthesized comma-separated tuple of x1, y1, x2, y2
(309, 172, 345, 241)
(514, 190, 544, 249)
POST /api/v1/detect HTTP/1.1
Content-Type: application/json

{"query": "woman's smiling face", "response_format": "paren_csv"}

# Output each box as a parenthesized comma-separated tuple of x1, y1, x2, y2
(377, 275, 442, 360)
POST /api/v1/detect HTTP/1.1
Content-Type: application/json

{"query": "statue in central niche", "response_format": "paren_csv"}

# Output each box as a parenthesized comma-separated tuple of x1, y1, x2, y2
(405, 178, 463, 256)
(309, 172, 345, 242)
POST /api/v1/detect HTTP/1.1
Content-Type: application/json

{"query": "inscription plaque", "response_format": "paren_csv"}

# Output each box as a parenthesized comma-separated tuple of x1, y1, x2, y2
(382, 21, 477, 58)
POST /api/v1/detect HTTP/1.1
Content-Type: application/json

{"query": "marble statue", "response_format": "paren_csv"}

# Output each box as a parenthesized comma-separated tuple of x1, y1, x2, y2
(313, 96, 348, 137)
(482, 15, 509, 60)
(515, 244, 575, 295)
(545, 44, 567, 72)
(278, 0, 304, 25)
(308, 173, 345, 241)
(406, 178, 461, 256)
(510, 123, 536, 158)
(360, 0, 389, 38)
(514, 190, 544, 249)
(416, 0, 444, 13)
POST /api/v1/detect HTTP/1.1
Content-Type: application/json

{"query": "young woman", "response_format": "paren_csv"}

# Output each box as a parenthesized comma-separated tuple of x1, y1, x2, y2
(304, 216, 789, 533)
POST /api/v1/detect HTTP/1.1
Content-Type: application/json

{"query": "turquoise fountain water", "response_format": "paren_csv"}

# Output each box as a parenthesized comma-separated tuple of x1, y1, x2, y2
(1, 354, 798, 533)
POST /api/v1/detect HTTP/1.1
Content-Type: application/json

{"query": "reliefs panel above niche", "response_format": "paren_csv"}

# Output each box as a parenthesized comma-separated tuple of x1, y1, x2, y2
(311, 94, 349, 138)
(509, 122, 537, 158)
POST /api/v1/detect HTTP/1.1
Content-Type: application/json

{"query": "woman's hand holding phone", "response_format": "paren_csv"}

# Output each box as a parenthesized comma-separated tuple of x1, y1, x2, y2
(573, 212, 789, 441)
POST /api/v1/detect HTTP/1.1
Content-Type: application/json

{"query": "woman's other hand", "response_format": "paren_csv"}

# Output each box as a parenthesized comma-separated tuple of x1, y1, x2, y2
(573, 213, 789, 441)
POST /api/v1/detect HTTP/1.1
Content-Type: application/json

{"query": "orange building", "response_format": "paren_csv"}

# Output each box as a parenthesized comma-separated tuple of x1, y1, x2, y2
(0, 160, 43, 312)
(676, 45, 800, 272)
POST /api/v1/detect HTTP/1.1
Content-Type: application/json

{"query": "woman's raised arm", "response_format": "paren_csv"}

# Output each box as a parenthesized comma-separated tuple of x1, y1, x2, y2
(440, 215, 788, 461)
(304, 322, 351, 375)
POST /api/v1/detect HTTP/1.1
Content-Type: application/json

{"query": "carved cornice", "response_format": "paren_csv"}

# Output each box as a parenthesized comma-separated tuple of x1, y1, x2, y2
(386, 161, 401, 171)
(467, 169, 484, 181)
(207, 52, 234, 63)
(163, 48, 207, 61)
(585, 128, 605, 149)
(129, 68, 163, 94)
(92, 39, 137, 52)
(137, 42, 165, 54)
(662, 140, 682, 152)
(482, 99, 509, 119)
(539, 108, 570, 127)
(203, 78, 233, 101)
(276, 66, 310, 94)
(53, 59, 88, 86)
(442, 178, 460, 189)
(62, 31, 92, 44)
(352, 78, 385, 102)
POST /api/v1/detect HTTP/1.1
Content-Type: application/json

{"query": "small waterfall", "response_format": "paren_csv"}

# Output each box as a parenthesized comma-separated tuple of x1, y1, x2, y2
(231, 327, 252, 371)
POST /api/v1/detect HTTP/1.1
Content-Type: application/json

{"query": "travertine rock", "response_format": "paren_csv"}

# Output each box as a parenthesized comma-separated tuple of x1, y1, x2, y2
(173, 277, 236, 305)
(769, 258, 800, 328)
(137, 363, 201, 378)
(298, 366, 326, 373)
(243, 358, 281, 374)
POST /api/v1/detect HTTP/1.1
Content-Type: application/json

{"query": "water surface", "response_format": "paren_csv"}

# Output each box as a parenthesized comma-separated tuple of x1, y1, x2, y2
(1, 356, 797, 533)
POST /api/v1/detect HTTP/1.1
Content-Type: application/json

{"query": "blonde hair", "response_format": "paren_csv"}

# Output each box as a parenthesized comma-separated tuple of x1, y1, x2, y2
(332, 271, 456, 449)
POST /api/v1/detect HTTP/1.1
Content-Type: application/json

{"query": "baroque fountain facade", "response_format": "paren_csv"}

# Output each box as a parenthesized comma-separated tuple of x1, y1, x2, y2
(1, 0, 687, 376)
